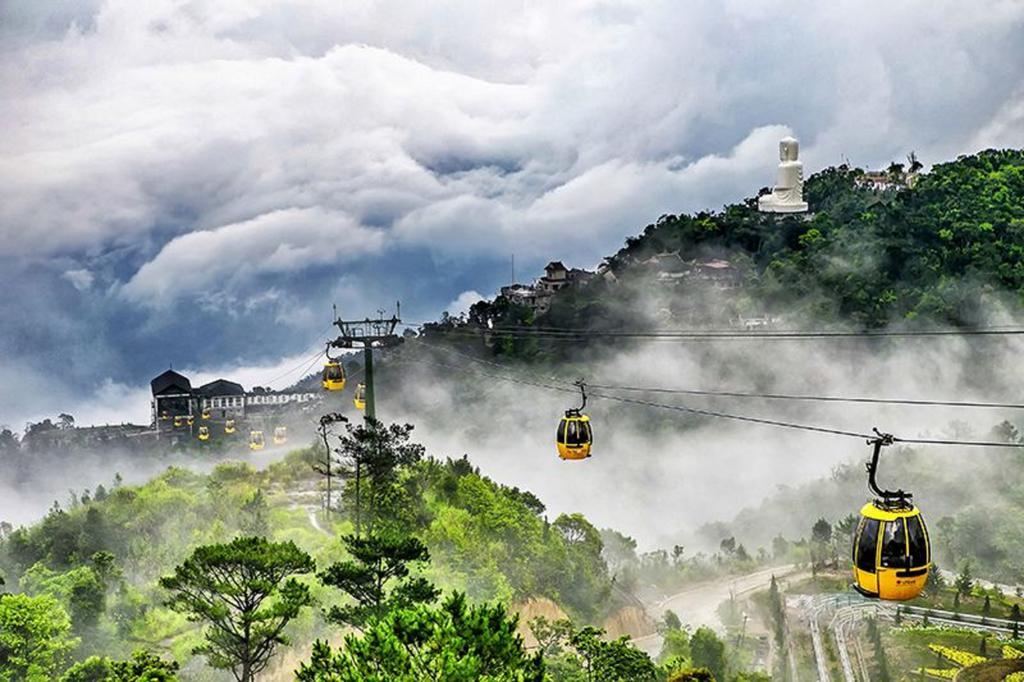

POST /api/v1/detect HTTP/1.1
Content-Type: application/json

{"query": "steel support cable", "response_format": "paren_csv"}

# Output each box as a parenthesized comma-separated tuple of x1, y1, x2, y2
(413, 356, 872, 440)
(482, 325, 1024, 340)
(424, 326, 1024, 347)
(417, 339, 1024, 411)
(263, 323, 337, 387)
(412, 354, 1024, 448)
(585, 384, 1024, 411)
(891, 436, 1024, 447)
(403, 320, 1024, 338)
(265, 348, 325, 389)
(415, 338, 566, 384)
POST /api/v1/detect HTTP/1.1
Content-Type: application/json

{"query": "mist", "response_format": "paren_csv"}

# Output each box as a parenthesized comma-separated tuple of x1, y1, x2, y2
(0, 440, 317, 529)
(5, 285, 1024, 561)
(377, 308, 1024, 553)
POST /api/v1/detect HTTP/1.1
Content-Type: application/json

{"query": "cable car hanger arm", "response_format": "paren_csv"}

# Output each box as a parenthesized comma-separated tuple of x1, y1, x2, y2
(865, 429, 911, 506)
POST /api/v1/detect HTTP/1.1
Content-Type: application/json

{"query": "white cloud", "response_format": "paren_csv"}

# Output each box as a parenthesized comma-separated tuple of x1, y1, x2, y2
(446, 290, 485, 318)
(63, 268, 94, 291)
(120, 207, 385, 305)
(1, 0, 1023, 405)
(3, 0, 1022, 282)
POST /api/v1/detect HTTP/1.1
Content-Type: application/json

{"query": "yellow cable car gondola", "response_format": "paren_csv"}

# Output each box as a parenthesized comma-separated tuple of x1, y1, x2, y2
(852, 431, 930, 601)
(556, 381, 593, 460)
(198, 425, 210, 441)
(249, 430, 265, 451)
(225, 419, 236, 434)
(201, 407, 211, 420)
(353, 383, 366, 411)
(160, 410, 170, 421)
(186, 414, 195, 426)
(322, 345, 347, 392)
(273, 426, 287, 445)
(173, 415, 185, 428)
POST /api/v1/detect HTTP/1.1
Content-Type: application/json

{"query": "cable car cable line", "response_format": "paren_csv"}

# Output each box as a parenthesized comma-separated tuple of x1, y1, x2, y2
(412, 351, 1024, 448)
(424, 323, 1024, 344)
(417, 338, 1024, 412)
(584, 383, 1024, 411)
(414, 355, 874, 440)
(262, 322, 337, 388)
(482, 324, 1024, 340)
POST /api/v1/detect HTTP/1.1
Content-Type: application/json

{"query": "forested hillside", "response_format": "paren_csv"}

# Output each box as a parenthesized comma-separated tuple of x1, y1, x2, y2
(454, 149, 1024, 358)
(0, 422, 768, 681)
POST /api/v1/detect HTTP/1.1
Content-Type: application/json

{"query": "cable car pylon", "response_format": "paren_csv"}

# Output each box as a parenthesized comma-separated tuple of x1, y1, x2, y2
(328, 303, 403, 423)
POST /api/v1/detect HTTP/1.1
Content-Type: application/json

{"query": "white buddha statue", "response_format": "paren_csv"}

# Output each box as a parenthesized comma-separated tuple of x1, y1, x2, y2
(758, 136, 809, 213)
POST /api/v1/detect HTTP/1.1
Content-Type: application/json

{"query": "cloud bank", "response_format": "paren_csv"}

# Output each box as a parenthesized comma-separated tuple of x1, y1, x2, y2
(1, 0, 1023, 427)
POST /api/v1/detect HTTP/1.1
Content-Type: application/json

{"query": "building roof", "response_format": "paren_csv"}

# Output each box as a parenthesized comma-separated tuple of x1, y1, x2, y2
(544, 261, 567, 273)
(196, 379, 246, 397)
(696, 259, 733, 270)
(151, 369, 192, 396)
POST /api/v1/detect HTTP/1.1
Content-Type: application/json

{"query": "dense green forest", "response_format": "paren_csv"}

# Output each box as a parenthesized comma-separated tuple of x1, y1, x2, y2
(449, 149, 1024, 360)
(0, 421, 770, 680)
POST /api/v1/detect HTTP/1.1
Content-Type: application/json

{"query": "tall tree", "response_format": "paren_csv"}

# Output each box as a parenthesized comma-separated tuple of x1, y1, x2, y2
(690, 627, 727, 682)
(811, 518, 833, 544)
(337, 419, 425, 535)
(318, 532, 438, 629)
(954, 562, 974, 597)
(238, 489, 270, 537)
(552, 513, 609, 618)
(160, 536, 314, 682)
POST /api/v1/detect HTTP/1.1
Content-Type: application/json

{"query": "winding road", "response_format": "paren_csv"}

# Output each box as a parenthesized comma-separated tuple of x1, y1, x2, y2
(633, 564, 804, 655)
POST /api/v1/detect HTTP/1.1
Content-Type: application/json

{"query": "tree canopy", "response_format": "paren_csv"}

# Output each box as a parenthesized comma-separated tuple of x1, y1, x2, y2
(159, 536, 314, 682)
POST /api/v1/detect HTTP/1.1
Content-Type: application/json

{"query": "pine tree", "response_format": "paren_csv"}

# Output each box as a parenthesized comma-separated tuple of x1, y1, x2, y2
(954, 562, 974, 597)
(160, 537, 314, 682)
(318, 532, 439, 628)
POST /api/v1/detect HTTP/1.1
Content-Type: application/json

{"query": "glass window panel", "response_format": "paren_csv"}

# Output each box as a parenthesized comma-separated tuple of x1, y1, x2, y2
(856, 518, 880, 573)
(906, 515, 928, 567)
(880, 519, 908, 568)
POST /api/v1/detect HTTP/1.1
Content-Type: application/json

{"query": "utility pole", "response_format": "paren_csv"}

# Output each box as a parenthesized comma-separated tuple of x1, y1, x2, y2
(328, 304, 403, 535)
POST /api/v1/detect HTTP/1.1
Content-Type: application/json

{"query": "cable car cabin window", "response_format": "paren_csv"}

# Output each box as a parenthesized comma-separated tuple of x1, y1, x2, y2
(565, 420, 588, 446)
(856, 518, 880, 573)
(906, 515, 928, 566)
(557, 420, 567, 442)
(880, 519, 908, 568)
(582, 421, 593, 445)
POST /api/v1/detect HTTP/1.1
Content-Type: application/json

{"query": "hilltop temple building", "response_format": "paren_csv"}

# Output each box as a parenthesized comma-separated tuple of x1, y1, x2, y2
(758, 136, 809, 214)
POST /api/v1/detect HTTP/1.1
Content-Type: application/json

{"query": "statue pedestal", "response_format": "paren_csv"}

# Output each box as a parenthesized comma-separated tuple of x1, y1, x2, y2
(758, 195, 808, 213)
